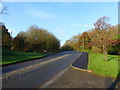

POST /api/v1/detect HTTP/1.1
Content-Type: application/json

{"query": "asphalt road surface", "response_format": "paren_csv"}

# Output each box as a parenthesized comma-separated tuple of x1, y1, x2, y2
(72, 52, 88, 69)
(2, 51, 81, 88)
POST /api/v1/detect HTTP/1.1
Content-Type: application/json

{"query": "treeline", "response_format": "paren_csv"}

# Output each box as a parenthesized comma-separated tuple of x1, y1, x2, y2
(1, 24, 60, 53)
(61, 16, 120, 60)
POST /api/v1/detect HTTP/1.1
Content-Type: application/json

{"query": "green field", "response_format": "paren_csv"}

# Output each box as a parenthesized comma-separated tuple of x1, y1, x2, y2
(88, 52, 119, 78)
(1, 49, 46, 65)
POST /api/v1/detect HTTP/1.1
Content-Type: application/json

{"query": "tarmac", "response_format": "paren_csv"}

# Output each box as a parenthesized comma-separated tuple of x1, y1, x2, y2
(44, 67, 119, 88)
(42, 52, 120, 88)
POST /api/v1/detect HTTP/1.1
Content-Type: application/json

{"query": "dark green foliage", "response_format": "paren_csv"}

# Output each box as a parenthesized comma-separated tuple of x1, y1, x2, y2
(12, 36, 25, 51)
(61, 45, 73, 51)
(46, 35, 60, 52)
(108, 43, 120, 55)
(108, 47, 118, 55)
(0, 24, 12, 49)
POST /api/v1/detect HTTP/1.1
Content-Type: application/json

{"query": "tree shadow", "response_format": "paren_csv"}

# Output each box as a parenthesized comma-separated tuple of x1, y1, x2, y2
(108, 71, 120, 89)
(107, 57, 118, 61)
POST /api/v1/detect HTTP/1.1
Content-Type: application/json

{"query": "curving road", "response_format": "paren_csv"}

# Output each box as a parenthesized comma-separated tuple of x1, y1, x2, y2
(2, 51, 81, 88)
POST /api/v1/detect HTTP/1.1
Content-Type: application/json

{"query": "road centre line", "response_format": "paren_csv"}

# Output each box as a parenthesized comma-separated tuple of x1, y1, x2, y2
(40, 67, 69, 88)
(1, 54, 70, 80)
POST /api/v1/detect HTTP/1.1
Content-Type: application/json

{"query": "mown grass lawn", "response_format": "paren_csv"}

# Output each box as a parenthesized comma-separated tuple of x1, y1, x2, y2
(88, 52, 119, 78)
(1, 49, 46, 65)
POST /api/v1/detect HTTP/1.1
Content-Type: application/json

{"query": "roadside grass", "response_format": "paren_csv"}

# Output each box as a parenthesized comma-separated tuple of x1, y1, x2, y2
(88, 52, 119, 78)
(1, 49, 46, 65)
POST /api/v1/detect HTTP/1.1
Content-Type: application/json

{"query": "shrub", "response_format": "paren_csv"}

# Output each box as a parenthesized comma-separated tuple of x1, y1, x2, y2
(91, 46, 102, 53)
(108, 47, 119, 55)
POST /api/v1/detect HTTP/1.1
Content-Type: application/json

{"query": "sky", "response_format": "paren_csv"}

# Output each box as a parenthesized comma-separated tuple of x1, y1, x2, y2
(2, 2, 118, 46)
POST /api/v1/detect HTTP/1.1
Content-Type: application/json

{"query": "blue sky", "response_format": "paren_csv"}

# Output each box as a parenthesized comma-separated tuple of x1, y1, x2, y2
(2, 2, 118, 46)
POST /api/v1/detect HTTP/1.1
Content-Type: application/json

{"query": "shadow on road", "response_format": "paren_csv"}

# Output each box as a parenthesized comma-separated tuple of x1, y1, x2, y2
(72, 52, 88, 70)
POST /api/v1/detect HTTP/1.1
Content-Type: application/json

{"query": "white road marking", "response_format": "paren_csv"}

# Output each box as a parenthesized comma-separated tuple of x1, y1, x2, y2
(1, 54, 70, 80)
(40, 67, 69, 88)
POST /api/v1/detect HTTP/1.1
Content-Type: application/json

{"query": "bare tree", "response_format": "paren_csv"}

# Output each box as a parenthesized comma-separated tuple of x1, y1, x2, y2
(94, 16, 111, 61)
(0, 0, 7, 15)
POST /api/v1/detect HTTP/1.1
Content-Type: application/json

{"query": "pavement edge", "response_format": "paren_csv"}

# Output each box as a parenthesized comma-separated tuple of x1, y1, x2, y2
(69, 52, 92, 73)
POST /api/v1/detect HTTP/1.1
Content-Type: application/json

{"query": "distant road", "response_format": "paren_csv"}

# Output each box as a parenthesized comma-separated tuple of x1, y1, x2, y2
(2, 51, 81, 88)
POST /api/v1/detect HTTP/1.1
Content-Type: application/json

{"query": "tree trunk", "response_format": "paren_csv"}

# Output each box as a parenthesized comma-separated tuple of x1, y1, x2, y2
(103, 44, 108, 61)
(82, 38, 84, 50)
(104, 51, 108, 61)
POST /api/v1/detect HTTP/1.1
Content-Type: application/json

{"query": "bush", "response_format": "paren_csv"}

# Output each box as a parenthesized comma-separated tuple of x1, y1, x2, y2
(91, 46, 102, 53)
(108, 47, 119, 55)
(80, 49, 90, 52)
(61, 45, 73, 51)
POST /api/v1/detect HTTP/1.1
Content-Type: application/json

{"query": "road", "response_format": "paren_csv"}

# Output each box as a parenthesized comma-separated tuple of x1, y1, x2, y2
(2, 51, 81, 88)
(72, 52, 88, 69)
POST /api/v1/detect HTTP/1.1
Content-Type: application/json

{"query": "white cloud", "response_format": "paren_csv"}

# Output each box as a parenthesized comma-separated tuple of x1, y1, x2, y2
(73, 24, 93, 27)
(8, 29, 18, 37)
(27, 9, 56, 19)
(8, 29, 13, 33)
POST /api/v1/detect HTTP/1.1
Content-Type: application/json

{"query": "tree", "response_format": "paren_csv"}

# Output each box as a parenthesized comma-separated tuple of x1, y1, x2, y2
(62, 16, 119, 58)
(46, 34, 60, 52)
(80, 32, 90, 50)
(0, 24, 12, 49)
(0, 1, 9, 49)
(12, 36, 25, 51)
(107, 25, 120, 55)
(61, 45, 73, 51)
(94, 16, 112, 61)
(12, 25, 60, 52)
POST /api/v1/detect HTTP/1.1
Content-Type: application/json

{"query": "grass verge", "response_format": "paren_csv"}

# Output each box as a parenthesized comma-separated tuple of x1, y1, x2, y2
(88, 52, 119, 78)
(1, 49, 46, 65)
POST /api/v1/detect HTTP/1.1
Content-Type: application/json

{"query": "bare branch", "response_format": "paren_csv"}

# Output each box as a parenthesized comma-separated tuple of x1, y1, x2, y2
(0, 0, 8, 15)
